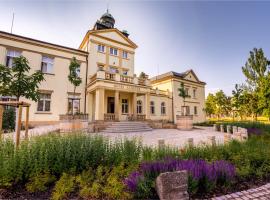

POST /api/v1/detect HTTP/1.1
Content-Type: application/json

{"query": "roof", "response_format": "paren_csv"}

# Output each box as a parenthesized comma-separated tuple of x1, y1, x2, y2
(150, 70, 206, 85)
(0, 31, 88, 56)
(79, 28, 138, 49)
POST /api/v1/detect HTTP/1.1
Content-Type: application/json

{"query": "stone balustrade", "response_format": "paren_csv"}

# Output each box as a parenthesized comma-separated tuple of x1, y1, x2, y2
(213, 124, 248, 143)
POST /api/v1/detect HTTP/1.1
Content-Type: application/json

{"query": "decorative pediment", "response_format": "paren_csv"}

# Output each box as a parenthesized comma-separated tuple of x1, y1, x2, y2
(91, 29, 137, 48)
(183, 70, 201, 82)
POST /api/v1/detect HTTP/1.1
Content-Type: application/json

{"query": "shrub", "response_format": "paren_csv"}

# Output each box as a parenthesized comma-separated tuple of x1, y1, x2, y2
(51, 173, 76, 200)
(26, 171, 56, 193)
(124, 159, 236, 198)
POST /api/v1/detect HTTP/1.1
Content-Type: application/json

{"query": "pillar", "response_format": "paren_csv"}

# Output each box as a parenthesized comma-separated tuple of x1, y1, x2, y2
(145, 93, 150, 119)
(16, 105, 22, 148)
(132, 93, 137, 118)
(95, 88, 105, 121)
(115, 90, 119, 121)
(88, 92, 93, 121)
(25, 106, 29, 140)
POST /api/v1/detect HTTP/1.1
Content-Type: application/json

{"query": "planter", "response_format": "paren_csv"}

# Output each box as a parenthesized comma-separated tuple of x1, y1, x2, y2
(176, 115, 193, 130)
(59, 114, 88, 133)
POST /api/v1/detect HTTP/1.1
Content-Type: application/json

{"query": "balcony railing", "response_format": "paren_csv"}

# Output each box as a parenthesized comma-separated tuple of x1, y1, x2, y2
(105, 72, 115, 81)
(88, 71, 150, 86)
(137, 114, 146, 121)
(104, 113, 116, 121)
(120, 75, 133, 83)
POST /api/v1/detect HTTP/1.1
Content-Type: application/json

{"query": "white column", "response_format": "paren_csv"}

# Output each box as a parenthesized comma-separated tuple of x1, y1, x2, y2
(95, 88, 105, 121)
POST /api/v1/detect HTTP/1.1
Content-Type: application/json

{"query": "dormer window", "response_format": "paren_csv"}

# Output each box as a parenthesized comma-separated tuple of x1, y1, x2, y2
(6, 50, 21, 67)
(110, 47, 118, 56)
(122, 51, 128, 59)
(97, 44, 105, 53)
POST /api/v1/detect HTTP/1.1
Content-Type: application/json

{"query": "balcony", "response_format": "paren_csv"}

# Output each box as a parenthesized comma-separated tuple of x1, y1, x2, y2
(88, 71, 150, 86)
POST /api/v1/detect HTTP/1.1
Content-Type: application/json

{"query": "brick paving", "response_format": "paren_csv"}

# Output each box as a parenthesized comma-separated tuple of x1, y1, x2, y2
(212, 183, 270, 200)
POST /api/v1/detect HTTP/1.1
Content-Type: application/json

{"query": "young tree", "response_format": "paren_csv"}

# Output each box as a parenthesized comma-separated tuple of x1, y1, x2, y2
(232, 84, 244, 120)
(204, 93, 216, 117)
(178, 82, 190, 115)
(215, 90, 231, 119)
(0, 56, 44, 101)
(68, 57, 82, 115)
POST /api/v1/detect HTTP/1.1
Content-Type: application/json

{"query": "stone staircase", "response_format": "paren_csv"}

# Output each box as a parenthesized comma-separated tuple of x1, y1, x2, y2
(101, 121, 152, 133)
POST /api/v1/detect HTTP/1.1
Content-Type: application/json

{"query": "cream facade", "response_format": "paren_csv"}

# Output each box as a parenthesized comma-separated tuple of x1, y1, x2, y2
(0, 11, 206, 125)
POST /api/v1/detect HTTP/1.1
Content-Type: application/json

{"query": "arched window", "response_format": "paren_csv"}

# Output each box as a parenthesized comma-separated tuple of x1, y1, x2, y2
(150, 101, 155, 115)
(161, 102, 166, 115)
(137, 100, 142, 114)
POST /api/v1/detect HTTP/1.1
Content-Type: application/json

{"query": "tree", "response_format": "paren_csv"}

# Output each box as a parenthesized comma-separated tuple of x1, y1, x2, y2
(204, 93, 216, 117)
(178, 82, 190, 115)
(231, 84, 244, 120)
(242, 48, 269, 89)
(0, 56, 44, 101)
(258, 74, 270, 120)
(139, 72, 147, 79)
(215, 90, 231, 119)
(68, 57, 82, 115)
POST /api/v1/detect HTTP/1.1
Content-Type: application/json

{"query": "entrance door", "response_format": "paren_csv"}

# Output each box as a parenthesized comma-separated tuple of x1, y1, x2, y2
(107, 97, 115, 113)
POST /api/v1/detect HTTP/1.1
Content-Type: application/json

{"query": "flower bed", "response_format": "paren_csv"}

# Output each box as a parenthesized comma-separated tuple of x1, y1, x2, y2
(125, 159, 235, 199)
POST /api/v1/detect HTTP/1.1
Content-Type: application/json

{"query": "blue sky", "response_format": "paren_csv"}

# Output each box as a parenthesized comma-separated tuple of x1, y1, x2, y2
(1, 0, 270, 95)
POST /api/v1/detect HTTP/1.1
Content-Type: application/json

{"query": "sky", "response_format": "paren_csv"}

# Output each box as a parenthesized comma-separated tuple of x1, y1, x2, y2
(1, 0, 270, 95)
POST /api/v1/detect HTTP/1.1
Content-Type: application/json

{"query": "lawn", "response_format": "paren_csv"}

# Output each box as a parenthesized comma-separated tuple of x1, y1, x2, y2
(1, 127, 270, 199)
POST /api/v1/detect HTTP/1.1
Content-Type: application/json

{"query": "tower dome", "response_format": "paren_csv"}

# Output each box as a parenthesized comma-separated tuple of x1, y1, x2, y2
(100, 9, 115, 28)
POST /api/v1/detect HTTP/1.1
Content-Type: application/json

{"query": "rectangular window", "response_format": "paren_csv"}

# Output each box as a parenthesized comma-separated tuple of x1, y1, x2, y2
(109, 66, 117, 73)
(161, 102, 166, 115)
(68, 98, 80, 114)
(41, 56, 54, 74)
(98, 64, 104, 71)
(37, 93, 51, 112)
(76, 66, 80, 77)
(122, 51, 128, 59)
(150, 101, 155, 115)
(122, 70, 128, 76)
(193, 89, 196, 98)
(122, 99, 128, 114)
(6, 50, 21, 67)
(194, 106, 198, 115)
(110, 47, 118, 56)
(97, 44, 105, 53)
(185, 88, 189, 96)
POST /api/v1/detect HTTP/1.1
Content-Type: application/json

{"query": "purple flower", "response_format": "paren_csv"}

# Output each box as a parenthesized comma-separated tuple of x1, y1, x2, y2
(124, 158, 236, 192)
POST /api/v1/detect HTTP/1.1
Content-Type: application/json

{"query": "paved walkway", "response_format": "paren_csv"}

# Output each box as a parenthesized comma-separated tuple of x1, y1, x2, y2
(97, 126, 225, 148)
(212, 183, 270, 200)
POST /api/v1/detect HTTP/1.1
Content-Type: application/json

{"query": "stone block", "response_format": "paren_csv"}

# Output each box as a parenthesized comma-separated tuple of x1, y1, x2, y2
(213, 124, 218, 131)
(207, 136, 216, 146)
(187, 138, 194, 148)
(158, 139, 165, 148)
(156, 170, 189, 200)
(224, 133, 232, 144)
(226, 125, 232, 133)
(220, 124, 224, 132)
(232, 126, 238, 134)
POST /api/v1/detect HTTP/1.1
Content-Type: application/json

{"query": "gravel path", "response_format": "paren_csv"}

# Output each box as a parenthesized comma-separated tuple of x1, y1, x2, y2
(213, 183, 270, 200)
(96, 126, 225, 148)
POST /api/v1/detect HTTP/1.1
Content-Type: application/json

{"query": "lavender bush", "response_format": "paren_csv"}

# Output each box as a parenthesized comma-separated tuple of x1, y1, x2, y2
(124, 158, 236, 198)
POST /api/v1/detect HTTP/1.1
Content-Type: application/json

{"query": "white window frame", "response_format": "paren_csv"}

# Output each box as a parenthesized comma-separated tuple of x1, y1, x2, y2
(122, 99, 128, 114)
(97, 44, 105, 53)
(110, 47, 118, 56)
(137, 100, 142, 114)
(41, 56, 54, 74)
(68, 98, 80, 114)
(37, 93, 51, 112)
(6, 50, 21, 67)
(122, 51, 128, 59)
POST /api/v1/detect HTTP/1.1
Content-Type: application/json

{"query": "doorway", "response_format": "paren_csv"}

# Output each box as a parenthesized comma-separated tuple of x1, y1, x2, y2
(107, 97, 115, 113)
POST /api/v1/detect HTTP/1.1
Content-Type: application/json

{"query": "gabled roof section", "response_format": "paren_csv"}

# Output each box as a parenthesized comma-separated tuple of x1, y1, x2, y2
(150, 69, 206, 85)
(0, 31, 88, 56)
(79, 28, 138, 49)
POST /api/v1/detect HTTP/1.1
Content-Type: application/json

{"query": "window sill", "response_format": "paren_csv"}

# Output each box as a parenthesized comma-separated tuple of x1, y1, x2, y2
(98, 51, 106, 54)
(110, 54, 119, 57)
(35, 112, 52, 114)
(42, 72, 55, 76)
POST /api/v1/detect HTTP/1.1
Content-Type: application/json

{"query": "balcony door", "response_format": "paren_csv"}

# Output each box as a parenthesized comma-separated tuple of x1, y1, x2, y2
(107, 97, 115, 114)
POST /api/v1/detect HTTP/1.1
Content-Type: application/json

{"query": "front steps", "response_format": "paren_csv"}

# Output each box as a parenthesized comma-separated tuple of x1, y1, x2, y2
(101, 121, 152, 133)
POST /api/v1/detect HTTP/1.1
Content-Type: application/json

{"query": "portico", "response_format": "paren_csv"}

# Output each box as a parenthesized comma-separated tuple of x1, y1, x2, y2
(87, 71, 151, 122)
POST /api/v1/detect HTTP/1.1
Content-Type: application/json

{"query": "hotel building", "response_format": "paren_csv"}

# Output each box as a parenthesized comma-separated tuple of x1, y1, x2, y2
(0, 11, 206, 126)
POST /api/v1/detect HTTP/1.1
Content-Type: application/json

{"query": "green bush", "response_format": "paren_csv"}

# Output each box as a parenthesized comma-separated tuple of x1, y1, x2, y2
(2, 107, 15, 131)
(52, 173, 76, 200)
(26, 171, 56, 193)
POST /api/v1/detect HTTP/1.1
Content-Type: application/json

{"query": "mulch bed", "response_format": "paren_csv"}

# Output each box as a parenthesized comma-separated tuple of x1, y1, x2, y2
(2, 176, 270, 199)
